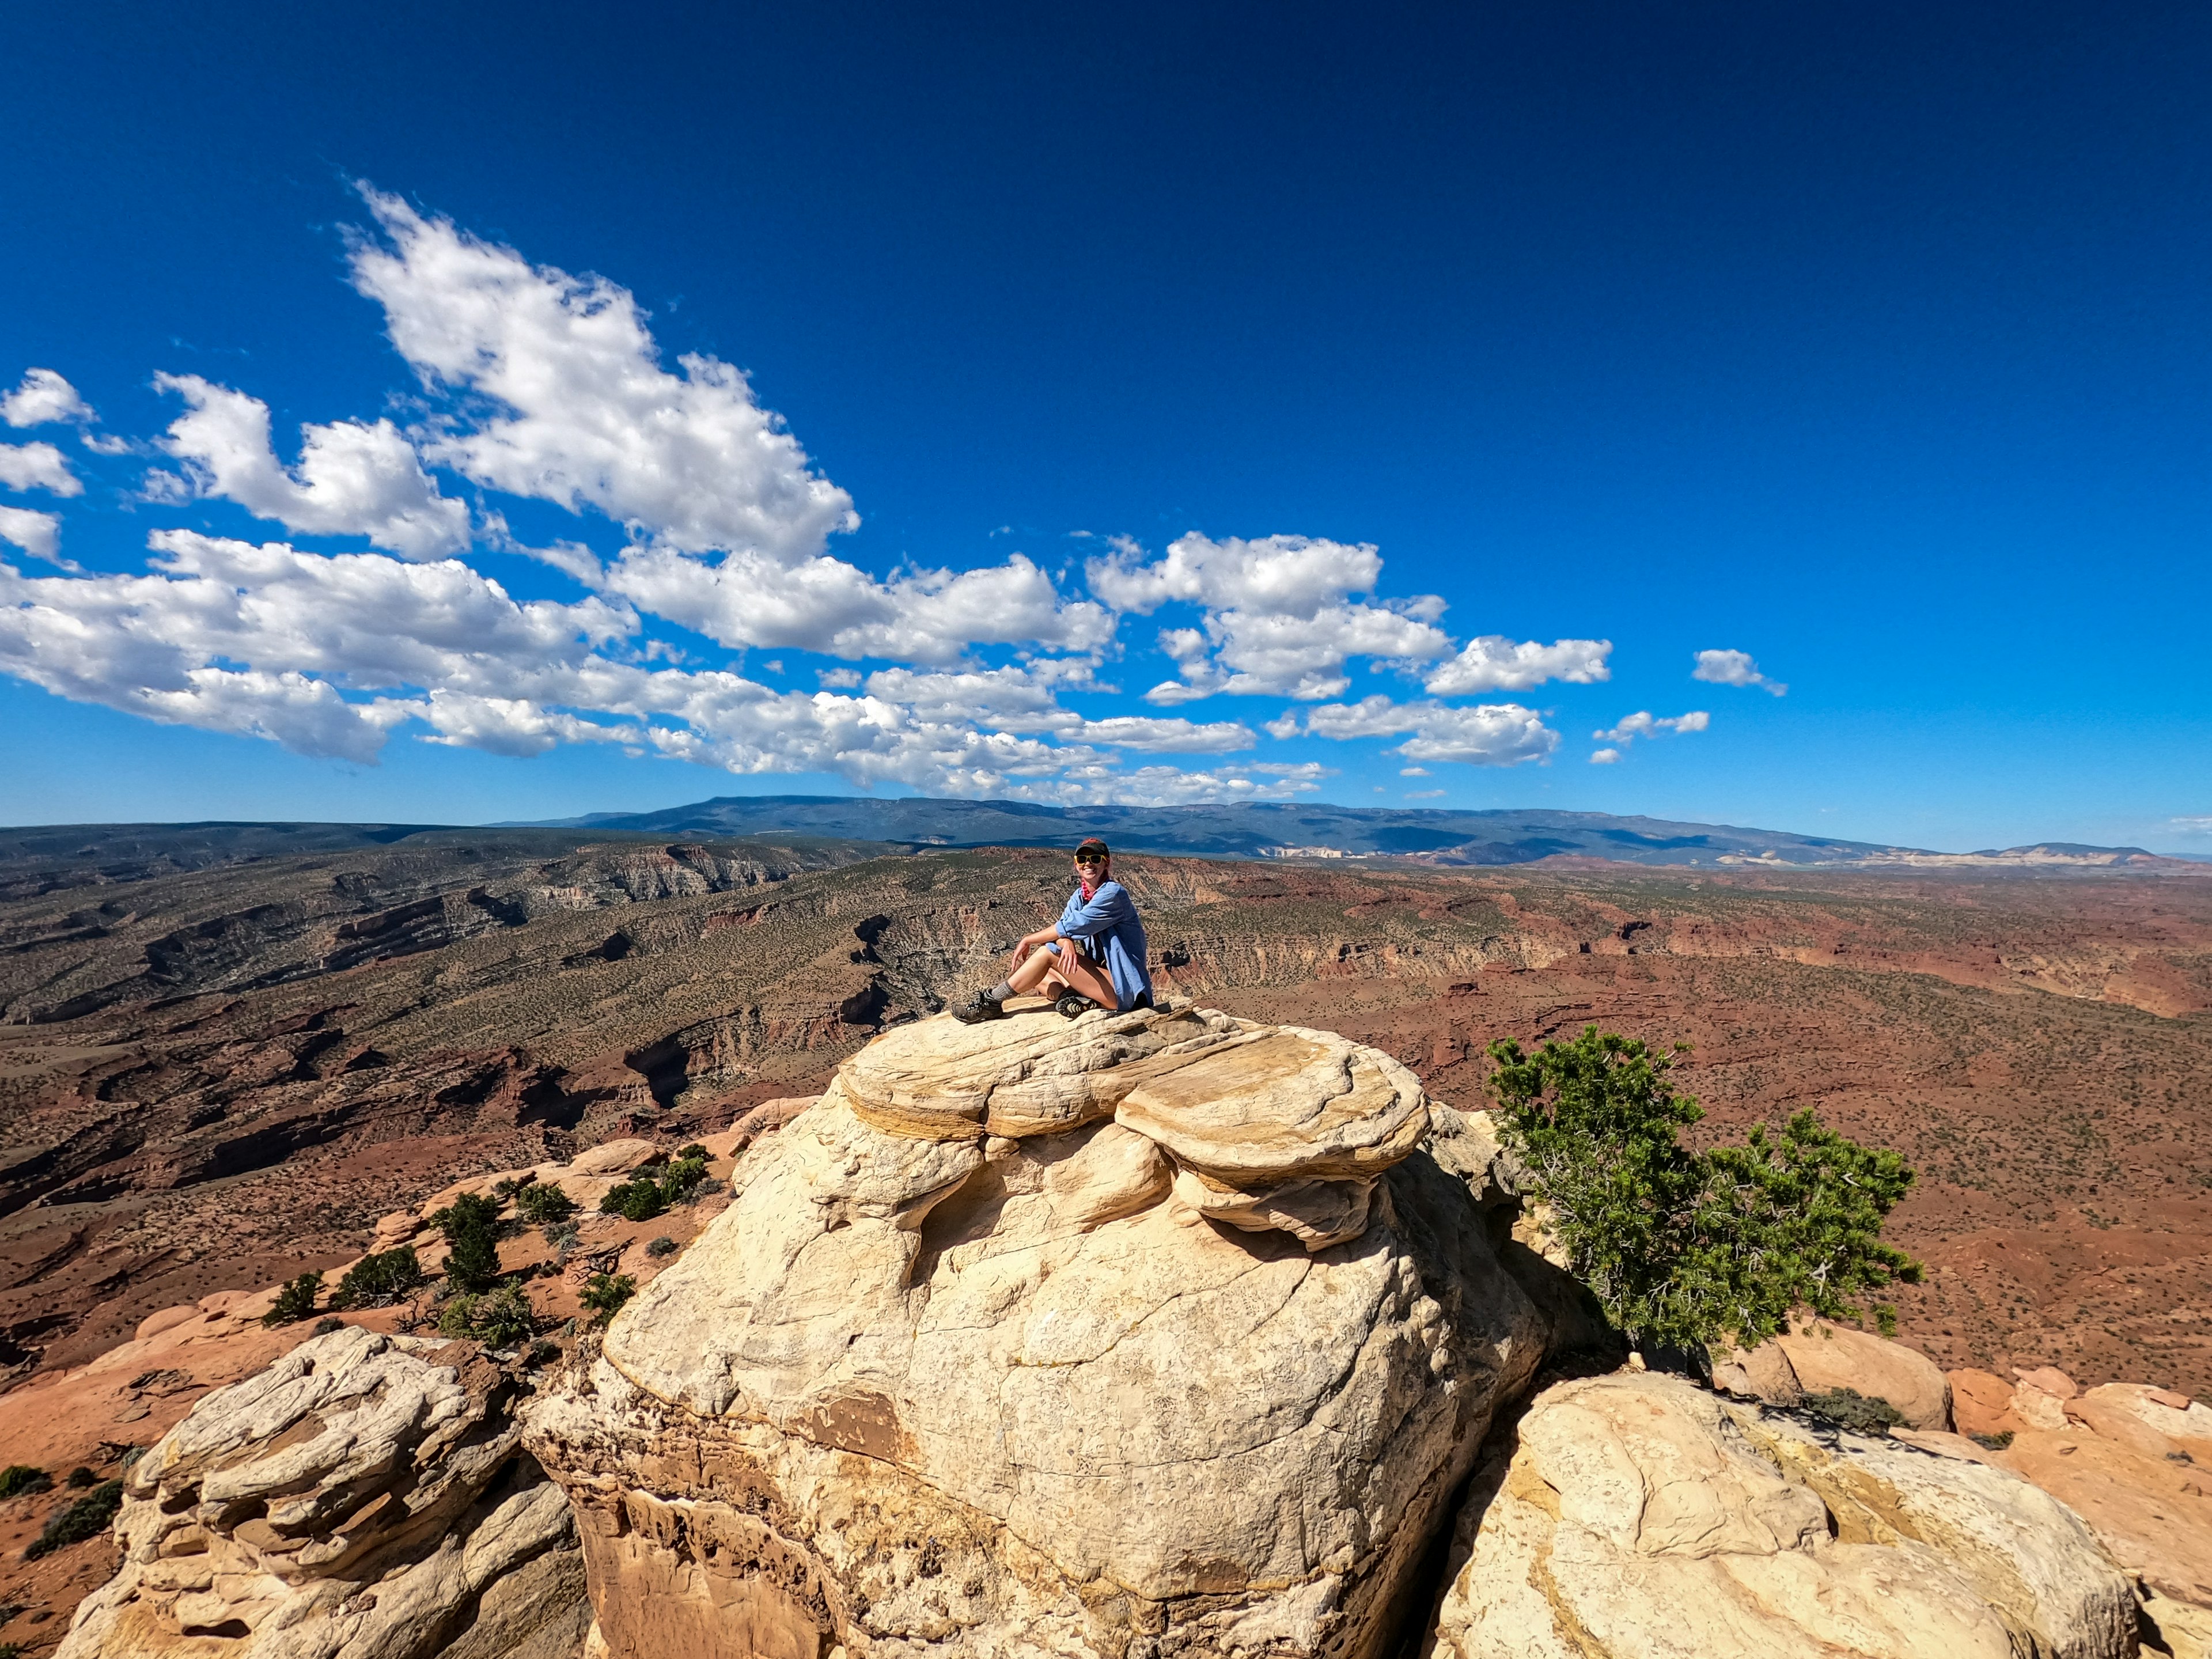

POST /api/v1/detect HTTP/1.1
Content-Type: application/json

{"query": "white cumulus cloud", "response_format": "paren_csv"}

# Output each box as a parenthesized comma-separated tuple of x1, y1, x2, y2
(0, 192, 1631, 808)
(1090, 532, 1451, 703)
(154, 374, 470, 559)
(0, 442, 81, 497)
(1, 369, 95, 429)
(607, 545, 1111, 663)
(1589, 747, 1622, 764)
(1424, 634, 1611, 694)
(1293, 694, 1557, 767)
(350, 188, 857, 563)
(0, 507, 62, 563)
(1693, 647, 1786, 696)
(1088, 531, 1382, 616)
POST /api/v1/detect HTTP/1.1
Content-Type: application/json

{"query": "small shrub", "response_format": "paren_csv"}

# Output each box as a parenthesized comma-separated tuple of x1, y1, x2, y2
(514, 1183, 577, 1226)
(546, 1224, 581, 1257)
(25, 1479, 123, 1558)
(1971, 1430, 2016, 1450)
(334, 1245, 424, 1308)
(430, 1192, 504, 1292)
(581, 1272, 637, 1326)
(663, 1156, 709, 1203)
(437, 1279, 538, 1350)
(313, 1316, 345, 1336)
(262, 1272, 323, 1328)
(645, 1235, 678, 1258)
(526, 1338, 562, 1369)
(0, 1467, 50, 1499)
(599, 1180, 666, 1224)
(492, 1173, 531, 1200)
(1799, 1387, 1906, 1435)
(1, 1641, 21, 1659)
(675, 1143, 710, 1162)
(65, 1468, 96, 1490)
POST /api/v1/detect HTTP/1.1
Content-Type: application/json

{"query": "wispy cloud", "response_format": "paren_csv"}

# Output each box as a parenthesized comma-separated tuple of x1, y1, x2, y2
(1693, 647, 1786, 696)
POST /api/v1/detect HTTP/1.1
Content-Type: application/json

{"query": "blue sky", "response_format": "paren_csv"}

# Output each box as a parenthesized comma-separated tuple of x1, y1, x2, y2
(2, 1, 2207, 851)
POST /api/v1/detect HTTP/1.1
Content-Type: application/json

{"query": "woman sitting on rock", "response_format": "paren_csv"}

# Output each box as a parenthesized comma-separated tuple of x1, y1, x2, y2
(955, 838, 1152, 1022)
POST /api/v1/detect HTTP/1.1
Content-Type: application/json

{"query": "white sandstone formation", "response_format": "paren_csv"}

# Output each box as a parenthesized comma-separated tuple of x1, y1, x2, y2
(57, 1325, 587, 1659)
(1425, 1369, 2137, 1659)
(527, 1002, 1550, 1658)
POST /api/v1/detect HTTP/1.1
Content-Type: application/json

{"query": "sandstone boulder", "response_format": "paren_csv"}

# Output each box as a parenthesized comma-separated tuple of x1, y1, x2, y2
(1937, 1368, 2212, 1628)
(833, 999, 1248, 1140)
(1426, 1370, 2135, 1659)
(58, 1325, 587, 1659)
(527, 1007, 1545, 1659)
(564, 1138, 663, 1176)
(1991, 1426, 2212, 1617)
(1713, 1319, 1952, 1430)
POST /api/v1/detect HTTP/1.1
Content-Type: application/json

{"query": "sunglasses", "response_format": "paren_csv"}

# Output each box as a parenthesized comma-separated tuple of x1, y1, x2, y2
(1074, 853, 1107, 865)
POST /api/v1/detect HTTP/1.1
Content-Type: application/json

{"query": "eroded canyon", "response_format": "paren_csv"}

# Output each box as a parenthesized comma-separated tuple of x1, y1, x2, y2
(3, 825, 2208, 1405)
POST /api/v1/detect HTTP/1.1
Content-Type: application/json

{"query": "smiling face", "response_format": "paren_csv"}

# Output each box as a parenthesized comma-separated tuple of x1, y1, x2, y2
(1074, 850, 1107, 882)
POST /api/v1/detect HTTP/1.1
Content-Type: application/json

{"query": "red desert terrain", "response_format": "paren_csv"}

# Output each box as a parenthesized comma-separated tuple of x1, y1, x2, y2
(2, 828, 2207, 1402)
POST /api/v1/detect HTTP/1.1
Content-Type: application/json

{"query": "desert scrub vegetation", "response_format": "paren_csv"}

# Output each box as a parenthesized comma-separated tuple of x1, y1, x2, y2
(512, 1179, 577, 1227)
(0, 1466, 50, 1498)
(262, 1271, 323, 1327)
(334, 1245, 423, 1308)
(25, 1478, 123, 1558)
(581, 1272, 636, 1326)
(437, 1279, 538, 1349)
(1800, 1387, 1907, 1434)
(430, 1192, 503, 1292)
(599, 1152, 710, 1224)
(1486, 1025, 1921, 1353)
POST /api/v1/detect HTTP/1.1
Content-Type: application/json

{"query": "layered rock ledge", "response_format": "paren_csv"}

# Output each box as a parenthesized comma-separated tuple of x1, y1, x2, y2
(1426, 1369, 2139, 1659)
(525, 1002, 1547, 1658)
(57, 1325, 586, 1659)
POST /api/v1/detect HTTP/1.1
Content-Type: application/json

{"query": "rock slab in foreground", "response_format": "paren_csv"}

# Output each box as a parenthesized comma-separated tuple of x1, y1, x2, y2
(1426, 1369, 2136, 1659)
(58, 1326, 588, 1659)
(527, 1004, 1547, 1658)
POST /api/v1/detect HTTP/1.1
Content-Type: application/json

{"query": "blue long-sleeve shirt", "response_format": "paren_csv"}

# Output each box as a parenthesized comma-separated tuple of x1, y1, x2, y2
(1056, 880, 1152, 1010)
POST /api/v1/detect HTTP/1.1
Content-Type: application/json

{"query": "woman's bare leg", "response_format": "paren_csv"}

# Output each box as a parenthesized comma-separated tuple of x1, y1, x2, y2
(1043, 948, 1117, 1007)
(1007, 943, 1116, 1006)
(1004, 947, 1059, 995)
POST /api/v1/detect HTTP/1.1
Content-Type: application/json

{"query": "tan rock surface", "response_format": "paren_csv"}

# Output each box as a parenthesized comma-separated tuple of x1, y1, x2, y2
(528, 1009, 1546, 1658)
(564, 1138, 664, 1176)
(1990, 1429, 2212, 1612)
(1716, 1320, 1953, 1430)
(1949, 1366, 2029, 1439)
(832, 1001, 1247, 1141)
(56, 1325, 587, 1659)
(1115, 1024, 1429, 1184)
(1426, 1370, 2134, 1659)
(1933, 1367, 2212, 1623)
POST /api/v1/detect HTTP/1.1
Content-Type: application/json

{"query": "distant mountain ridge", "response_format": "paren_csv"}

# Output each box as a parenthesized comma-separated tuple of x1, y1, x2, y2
(528, 794, 2183, 870)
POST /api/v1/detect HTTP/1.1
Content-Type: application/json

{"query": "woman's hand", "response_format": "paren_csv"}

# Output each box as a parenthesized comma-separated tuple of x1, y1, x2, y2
(1009, 927, 1053, 970)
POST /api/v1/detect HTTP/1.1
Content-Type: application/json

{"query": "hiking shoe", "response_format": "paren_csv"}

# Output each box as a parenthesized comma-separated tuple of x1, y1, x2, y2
(952, 988, 1007, 1024)
(1054, 992, 1097, 1020)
